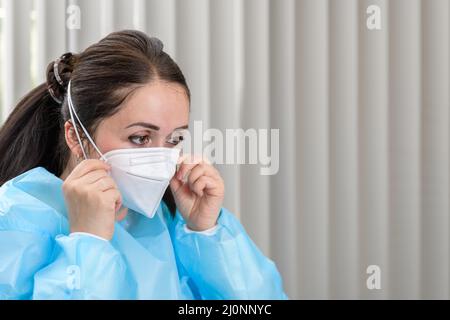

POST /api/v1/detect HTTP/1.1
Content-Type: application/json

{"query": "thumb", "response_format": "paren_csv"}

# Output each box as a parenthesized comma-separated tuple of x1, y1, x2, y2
(170, 176, 182, 194)
(115, 206, 128, 221)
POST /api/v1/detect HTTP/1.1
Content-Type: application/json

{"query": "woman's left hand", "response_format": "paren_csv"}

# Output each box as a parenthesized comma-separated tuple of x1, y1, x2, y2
(170, 154, 224, 231)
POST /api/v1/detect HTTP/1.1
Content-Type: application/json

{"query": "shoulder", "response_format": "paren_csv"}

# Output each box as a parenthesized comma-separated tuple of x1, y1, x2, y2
(0, 167, 69, 237)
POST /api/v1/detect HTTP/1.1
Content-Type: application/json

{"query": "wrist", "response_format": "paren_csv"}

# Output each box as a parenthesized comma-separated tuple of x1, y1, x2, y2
(69, 231, 109, 242)
(185, 208, 222, 231)
(186, 219, 218, 232)
(70, 225, 113, 241)
(184, 223, 218, 236)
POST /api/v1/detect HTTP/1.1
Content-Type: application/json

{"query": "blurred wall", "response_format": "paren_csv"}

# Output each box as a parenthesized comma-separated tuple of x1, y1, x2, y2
(0, 0, 449, 299)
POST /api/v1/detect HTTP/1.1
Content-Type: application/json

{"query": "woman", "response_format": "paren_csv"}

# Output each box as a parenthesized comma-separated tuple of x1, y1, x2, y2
(0, 30, 286, 299)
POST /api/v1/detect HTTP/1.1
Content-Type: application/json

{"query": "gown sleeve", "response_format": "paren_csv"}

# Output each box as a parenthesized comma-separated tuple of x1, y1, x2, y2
(166, 205, 288, 300)
(32, 232, 136, 299)
(0, 227, 135, 299)
(0, 169, 136, 300)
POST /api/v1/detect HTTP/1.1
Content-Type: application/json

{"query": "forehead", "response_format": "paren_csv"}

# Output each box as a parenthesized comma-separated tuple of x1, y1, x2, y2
(108, 81, 190, 129)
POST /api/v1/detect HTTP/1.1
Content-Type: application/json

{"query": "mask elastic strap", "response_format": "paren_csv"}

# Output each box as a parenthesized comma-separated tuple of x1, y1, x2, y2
(67, 81, 107, 162)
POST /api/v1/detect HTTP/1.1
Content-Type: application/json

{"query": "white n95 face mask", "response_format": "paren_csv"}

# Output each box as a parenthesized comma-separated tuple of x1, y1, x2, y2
(66, 81, 181, 218)
(103, 147, 180, 218)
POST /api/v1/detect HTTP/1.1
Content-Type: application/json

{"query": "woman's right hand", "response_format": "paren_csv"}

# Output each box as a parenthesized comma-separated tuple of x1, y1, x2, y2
(62, 159, 122, 240)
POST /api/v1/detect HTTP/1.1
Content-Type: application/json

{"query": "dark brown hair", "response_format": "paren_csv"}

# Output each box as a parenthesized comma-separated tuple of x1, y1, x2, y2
(0, 30, 190, 216)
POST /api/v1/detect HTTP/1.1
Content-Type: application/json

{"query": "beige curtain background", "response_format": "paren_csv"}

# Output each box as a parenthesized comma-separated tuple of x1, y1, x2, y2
(0, 0, 449, 299)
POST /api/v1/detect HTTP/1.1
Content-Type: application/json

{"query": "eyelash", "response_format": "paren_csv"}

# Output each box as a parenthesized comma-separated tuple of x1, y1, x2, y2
(128, 134, 184, 146)
(167, 135, 184, 145)
(129, 135, 151, 146)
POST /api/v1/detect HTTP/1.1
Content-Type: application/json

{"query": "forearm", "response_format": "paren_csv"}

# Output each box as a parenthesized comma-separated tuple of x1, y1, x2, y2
(171, 208, 287, 300)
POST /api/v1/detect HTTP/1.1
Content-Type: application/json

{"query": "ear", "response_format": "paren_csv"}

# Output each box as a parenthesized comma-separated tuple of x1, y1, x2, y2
(64, 120, 84, 158)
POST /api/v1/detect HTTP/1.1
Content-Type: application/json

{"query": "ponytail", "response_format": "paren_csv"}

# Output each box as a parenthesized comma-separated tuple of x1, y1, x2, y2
(0, 84, 65, 185)
(0, 54, 75, 186)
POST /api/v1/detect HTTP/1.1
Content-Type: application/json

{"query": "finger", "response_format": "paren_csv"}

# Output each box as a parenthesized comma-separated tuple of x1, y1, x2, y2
(177, 154, 201, 178)
(70, 159, 110, 180)
(184, 154, 211, 165)
(116, 206, 128, 221)
(91, 176, 118, 192)
(187, 163, 221, 187)
(103, 188, 122, 208)
(176, 153, 189, 165)
(76, 169, 109, 185)
(191, 176, 216, 198)
(187, 165, 206, 189)
(176, 155, 205, 180)
(170, 175, 183, 194)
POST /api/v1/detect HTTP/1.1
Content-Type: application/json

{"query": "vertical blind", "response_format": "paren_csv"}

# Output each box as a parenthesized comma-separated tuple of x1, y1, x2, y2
(0, 0, 449, 300)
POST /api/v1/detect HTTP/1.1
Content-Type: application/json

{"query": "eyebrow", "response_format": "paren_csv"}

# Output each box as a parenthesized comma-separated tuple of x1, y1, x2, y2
(125, 122, 189, 131)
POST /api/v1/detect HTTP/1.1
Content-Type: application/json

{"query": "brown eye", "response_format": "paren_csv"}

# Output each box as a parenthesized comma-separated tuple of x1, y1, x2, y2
(129, 135, 150, 146)
(167, 133, 184, 145)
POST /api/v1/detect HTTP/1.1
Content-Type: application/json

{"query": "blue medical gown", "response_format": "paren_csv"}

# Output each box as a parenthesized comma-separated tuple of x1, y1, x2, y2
(0, 167, 287, 299)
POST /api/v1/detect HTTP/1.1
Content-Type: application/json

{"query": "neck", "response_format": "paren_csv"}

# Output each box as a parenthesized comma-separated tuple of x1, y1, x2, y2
(59, 158, 77, 181)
